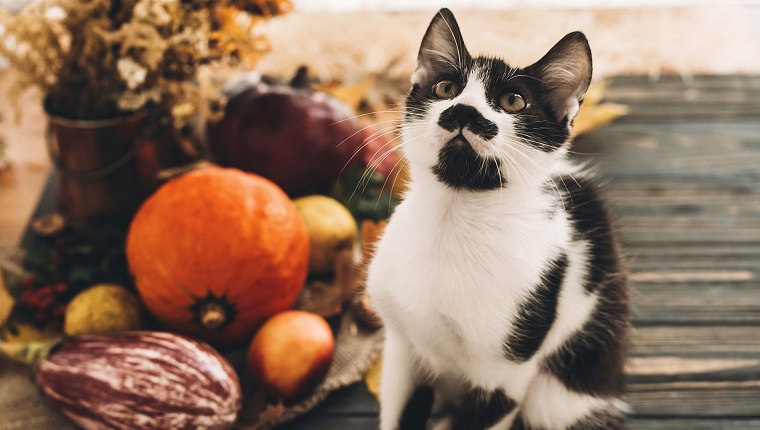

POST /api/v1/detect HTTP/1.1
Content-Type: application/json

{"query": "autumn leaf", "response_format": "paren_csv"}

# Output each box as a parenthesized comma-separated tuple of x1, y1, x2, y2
(365, 353, 382, 399)
(0, 322, 60, 343)
(571, 80, 629, 138)
(210, 6, 271, 67)
(0, 270, 13, 327)
(316, 77, 375, 112)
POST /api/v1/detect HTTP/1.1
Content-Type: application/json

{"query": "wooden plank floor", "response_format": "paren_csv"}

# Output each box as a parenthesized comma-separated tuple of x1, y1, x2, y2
(17, 75, 760, 428)
(280, 75, 760, 429)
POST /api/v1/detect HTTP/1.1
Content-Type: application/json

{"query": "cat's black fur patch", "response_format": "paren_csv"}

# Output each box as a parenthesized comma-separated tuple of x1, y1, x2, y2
(432, 136, 504, 190)
(542, 176, 629, 397)
(504, 253, 568, 363)
(452, 387, 516, 430)
(438, 104, 499, 140)
(562, 176, 623, 294)
(509, 414, 527, 430)
(399, 386, 434, 430)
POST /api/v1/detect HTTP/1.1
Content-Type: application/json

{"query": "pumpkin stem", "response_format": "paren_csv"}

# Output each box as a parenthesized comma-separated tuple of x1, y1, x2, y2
(200, 303, 227, 329)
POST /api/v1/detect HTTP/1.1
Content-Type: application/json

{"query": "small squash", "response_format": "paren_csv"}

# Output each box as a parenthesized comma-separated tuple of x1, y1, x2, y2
(126, 167, 309, 345)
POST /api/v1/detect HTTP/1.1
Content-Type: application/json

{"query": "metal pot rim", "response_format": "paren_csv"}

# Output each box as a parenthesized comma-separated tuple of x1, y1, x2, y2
(44, 107, 149, 129)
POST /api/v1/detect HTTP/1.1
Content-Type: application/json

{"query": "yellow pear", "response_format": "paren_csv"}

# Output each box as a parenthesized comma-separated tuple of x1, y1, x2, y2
(64, 284, 143, 336)
(294, 195, 357, 275)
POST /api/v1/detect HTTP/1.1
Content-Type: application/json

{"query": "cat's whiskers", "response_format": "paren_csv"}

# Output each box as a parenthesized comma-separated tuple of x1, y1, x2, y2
(352, 124, 412, 184)
(387, 158, 410, 212)
(491, 144, 532, 210)
(360, 143, 403, 193)
(337, 119, 426, 180)
(504, 138, 568, 217)
(488, 153, 504, 207)
(510, 136, 582, 191)
(330, 110, 405, 125)
(338, 122, 405, 178)
(352, 127, 435, 202)
(335, 118, 404, 148)
(375, 152, 410, 209)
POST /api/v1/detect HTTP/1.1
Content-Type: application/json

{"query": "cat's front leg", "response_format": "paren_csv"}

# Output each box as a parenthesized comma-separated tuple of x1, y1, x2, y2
(379, 328, 433, 430)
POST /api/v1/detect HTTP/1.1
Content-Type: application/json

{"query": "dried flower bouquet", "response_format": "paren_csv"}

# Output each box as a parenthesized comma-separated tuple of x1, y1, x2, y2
(0, 0, 290, 122)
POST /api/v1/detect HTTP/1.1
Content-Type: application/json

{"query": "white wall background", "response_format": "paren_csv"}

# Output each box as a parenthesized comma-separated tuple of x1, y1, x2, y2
(1, 0, 757, 11)
(292, 0, 759, 12)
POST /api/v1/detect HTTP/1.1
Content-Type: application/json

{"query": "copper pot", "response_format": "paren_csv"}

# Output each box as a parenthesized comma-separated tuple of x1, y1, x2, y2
(46, 109, 186, 225)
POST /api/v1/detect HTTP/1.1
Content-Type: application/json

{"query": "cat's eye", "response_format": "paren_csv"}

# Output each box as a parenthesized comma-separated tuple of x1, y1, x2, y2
(499, 92, 527, 113)
(433, 80, 460, 99)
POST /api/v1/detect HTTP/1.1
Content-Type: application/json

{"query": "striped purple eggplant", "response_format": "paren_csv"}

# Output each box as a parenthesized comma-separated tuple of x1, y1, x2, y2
(36, 331, 242, 430)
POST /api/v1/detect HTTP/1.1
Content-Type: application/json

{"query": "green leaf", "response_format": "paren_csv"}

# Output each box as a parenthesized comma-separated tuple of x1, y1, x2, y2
(67, 245, 95, 256)
(67, 267, 95, 285)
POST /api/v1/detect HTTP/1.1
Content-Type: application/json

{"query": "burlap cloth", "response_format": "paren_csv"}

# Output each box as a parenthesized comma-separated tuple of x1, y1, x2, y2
(0, 309, 384, 430)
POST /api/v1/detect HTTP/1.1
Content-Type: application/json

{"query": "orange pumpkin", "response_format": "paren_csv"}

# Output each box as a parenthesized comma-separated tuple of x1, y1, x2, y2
(126, 166, 309, 345)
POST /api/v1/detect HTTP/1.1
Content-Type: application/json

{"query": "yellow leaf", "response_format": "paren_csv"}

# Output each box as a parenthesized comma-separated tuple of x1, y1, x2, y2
(1, 323, 59, 343)
(0, 340, 56, 367)
(570, 79, 629, 138)
(571, 102, 629, 138)
(316, 77, 375, 112)
(0, 318, 61, 366)
(583, 79, 610, 106)
(365, 353, 383, 399)
(0, 270, 14, 327)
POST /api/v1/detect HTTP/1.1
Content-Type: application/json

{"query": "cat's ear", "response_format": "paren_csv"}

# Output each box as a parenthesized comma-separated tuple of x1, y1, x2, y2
(412, 8, 469, 85)
(529, 32, 592, 122)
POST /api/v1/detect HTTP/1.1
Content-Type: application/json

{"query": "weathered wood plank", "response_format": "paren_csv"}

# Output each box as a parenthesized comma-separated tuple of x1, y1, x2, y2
(606, 75, 760, 92)
(572, 123, 760, 181)
(628, 419, 760, 430)
(301, 384, 378, 416)
(602, 75, 760, 120)
(280, 415, 378, 430)
(630, 326, 760, 357)
(630, 258, 759, 271)
(627, 380, 760, 417)
(627, 356, 760, 379)
(607, 183, 760, 204)
(616, 203, 760, 220)
(633, 283, 760, 325)
(618, 217, 760, 244)
(627, 243, 760, 258)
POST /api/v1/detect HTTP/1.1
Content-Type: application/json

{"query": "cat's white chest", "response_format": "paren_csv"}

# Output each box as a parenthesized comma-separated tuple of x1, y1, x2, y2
(367, 189, 569, 383)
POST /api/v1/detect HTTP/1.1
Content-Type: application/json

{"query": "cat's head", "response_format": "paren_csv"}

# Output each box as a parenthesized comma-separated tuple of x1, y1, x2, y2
(402, 8, 592, 191)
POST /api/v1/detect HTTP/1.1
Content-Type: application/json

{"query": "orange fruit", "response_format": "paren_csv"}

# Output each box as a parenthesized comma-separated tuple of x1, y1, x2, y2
(247, 310, 335, 400)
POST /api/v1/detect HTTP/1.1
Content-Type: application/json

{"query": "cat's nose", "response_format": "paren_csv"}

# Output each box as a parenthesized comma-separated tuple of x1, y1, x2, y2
(438, 104, 499, 140)
(451, 104, 480, 129)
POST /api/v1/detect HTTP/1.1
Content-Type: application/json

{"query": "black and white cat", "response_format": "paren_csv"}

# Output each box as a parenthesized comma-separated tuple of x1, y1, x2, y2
(366, 9, 630, 430)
